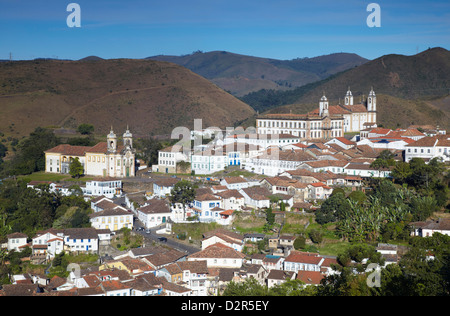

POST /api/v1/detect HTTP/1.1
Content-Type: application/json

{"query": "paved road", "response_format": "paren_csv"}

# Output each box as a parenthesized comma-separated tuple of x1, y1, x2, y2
(133, 221, 201, 255)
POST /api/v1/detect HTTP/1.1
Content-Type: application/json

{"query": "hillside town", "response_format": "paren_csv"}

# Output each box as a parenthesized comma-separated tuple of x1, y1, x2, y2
(1, 88, 449, 297)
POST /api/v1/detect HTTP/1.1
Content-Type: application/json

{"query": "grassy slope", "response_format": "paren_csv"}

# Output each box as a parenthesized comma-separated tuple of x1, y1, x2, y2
(0, 59, 255, 138)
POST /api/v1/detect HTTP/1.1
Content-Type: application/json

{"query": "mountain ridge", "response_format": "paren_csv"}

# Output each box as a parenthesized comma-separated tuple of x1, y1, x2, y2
(147, 51, 369, 96)
(240, 47, 450, 130)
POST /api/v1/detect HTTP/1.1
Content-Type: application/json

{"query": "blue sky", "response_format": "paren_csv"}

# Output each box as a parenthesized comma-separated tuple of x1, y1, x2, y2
(0, 0, 449, 61)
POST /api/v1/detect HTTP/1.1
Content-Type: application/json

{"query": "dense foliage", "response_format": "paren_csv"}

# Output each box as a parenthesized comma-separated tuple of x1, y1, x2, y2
(169, 180, 196, 210)
(0, 179, 91, 240)
(0, 127, 60, 178)
(223, 237, 450, 296)
(76, 123, 95, 135)
(315, 157, 448, 243)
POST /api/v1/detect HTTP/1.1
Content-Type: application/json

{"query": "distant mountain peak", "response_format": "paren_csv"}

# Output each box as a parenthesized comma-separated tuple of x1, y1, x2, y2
(147, 51, 369, 97)
(79, 56, 104, 61)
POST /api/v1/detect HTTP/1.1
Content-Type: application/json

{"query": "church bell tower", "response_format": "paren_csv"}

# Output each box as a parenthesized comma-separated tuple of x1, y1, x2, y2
(123, 125, 133, 149)
(367, 87, 377, 124)
(319, 94, 329, 117)
(107, 127, 117, 153)
(345, 87, 353, 106)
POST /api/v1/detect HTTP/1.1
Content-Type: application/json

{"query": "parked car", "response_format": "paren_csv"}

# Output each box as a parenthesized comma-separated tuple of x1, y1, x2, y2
(158, 237, 167, 242)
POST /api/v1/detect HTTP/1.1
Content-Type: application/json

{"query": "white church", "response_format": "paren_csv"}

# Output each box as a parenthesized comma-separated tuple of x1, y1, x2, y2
(45, 127, 136, 178)
(256, 87, 377, 139)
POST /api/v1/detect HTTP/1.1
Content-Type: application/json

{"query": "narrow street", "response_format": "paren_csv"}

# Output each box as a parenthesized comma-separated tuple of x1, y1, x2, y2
(133, 221, 201, 255)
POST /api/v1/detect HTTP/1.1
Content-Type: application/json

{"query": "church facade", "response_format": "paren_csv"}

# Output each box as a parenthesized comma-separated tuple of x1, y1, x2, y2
(256, 88, 377, 140)
(45, 127, 136, 178)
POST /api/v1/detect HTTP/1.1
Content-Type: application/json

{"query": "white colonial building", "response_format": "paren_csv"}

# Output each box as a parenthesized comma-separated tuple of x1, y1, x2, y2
(7, 233, 28, 252)
(83, 178, 123, 198)
(256, 88, 377, 138)
(31, 228, 103, 260)
(154, 145, 191, 174)
(137, 199, 172, 228)
(191, 147, 227, 175)
(405, 135, 450, 163)
(245, 147, 316, 177)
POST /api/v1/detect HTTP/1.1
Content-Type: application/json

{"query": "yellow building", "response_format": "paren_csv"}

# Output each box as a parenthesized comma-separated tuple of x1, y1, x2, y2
(45, 127, 135, 178)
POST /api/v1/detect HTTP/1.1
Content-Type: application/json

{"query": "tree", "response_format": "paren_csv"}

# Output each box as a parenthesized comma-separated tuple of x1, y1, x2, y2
(69, 157, 84, 178)
(315, 192, 350, 224)
(370, 150, 396, 170)
(169, 180, 196, 217)
(68, 185, 83, 196)
(135, 137, 163, 166)
(9, 127, 60, 175)
(336, 196, 411, 242)
(222, 278, 269, 296)
(391, 161, 412, 184)
(77, 123, 95, 135)
(407, 157, 443, 189)
(294, 236, 306, 250)
(268, 279, 310, 296)
(0, 143, 7, 159)
(408, 195, 439, 221)
(347, 190, 367, 205)
(309, 229, 323, 244)
(263, 207, 275, 232)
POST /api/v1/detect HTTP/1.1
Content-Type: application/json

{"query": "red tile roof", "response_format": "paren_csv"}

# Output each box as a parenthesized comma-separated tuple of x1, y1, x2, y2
(285, 250, 323, 265)
(296, 271, 325, 285)
(45, 144, 91, 156)
(188, 243, 246, 260)
(335, 137, 355, 145)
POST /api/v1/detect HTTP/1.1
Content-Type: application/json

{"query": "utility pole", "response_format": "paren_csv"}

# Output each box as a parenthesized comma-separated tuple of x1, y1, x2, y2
(9, 52, 12, 62)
